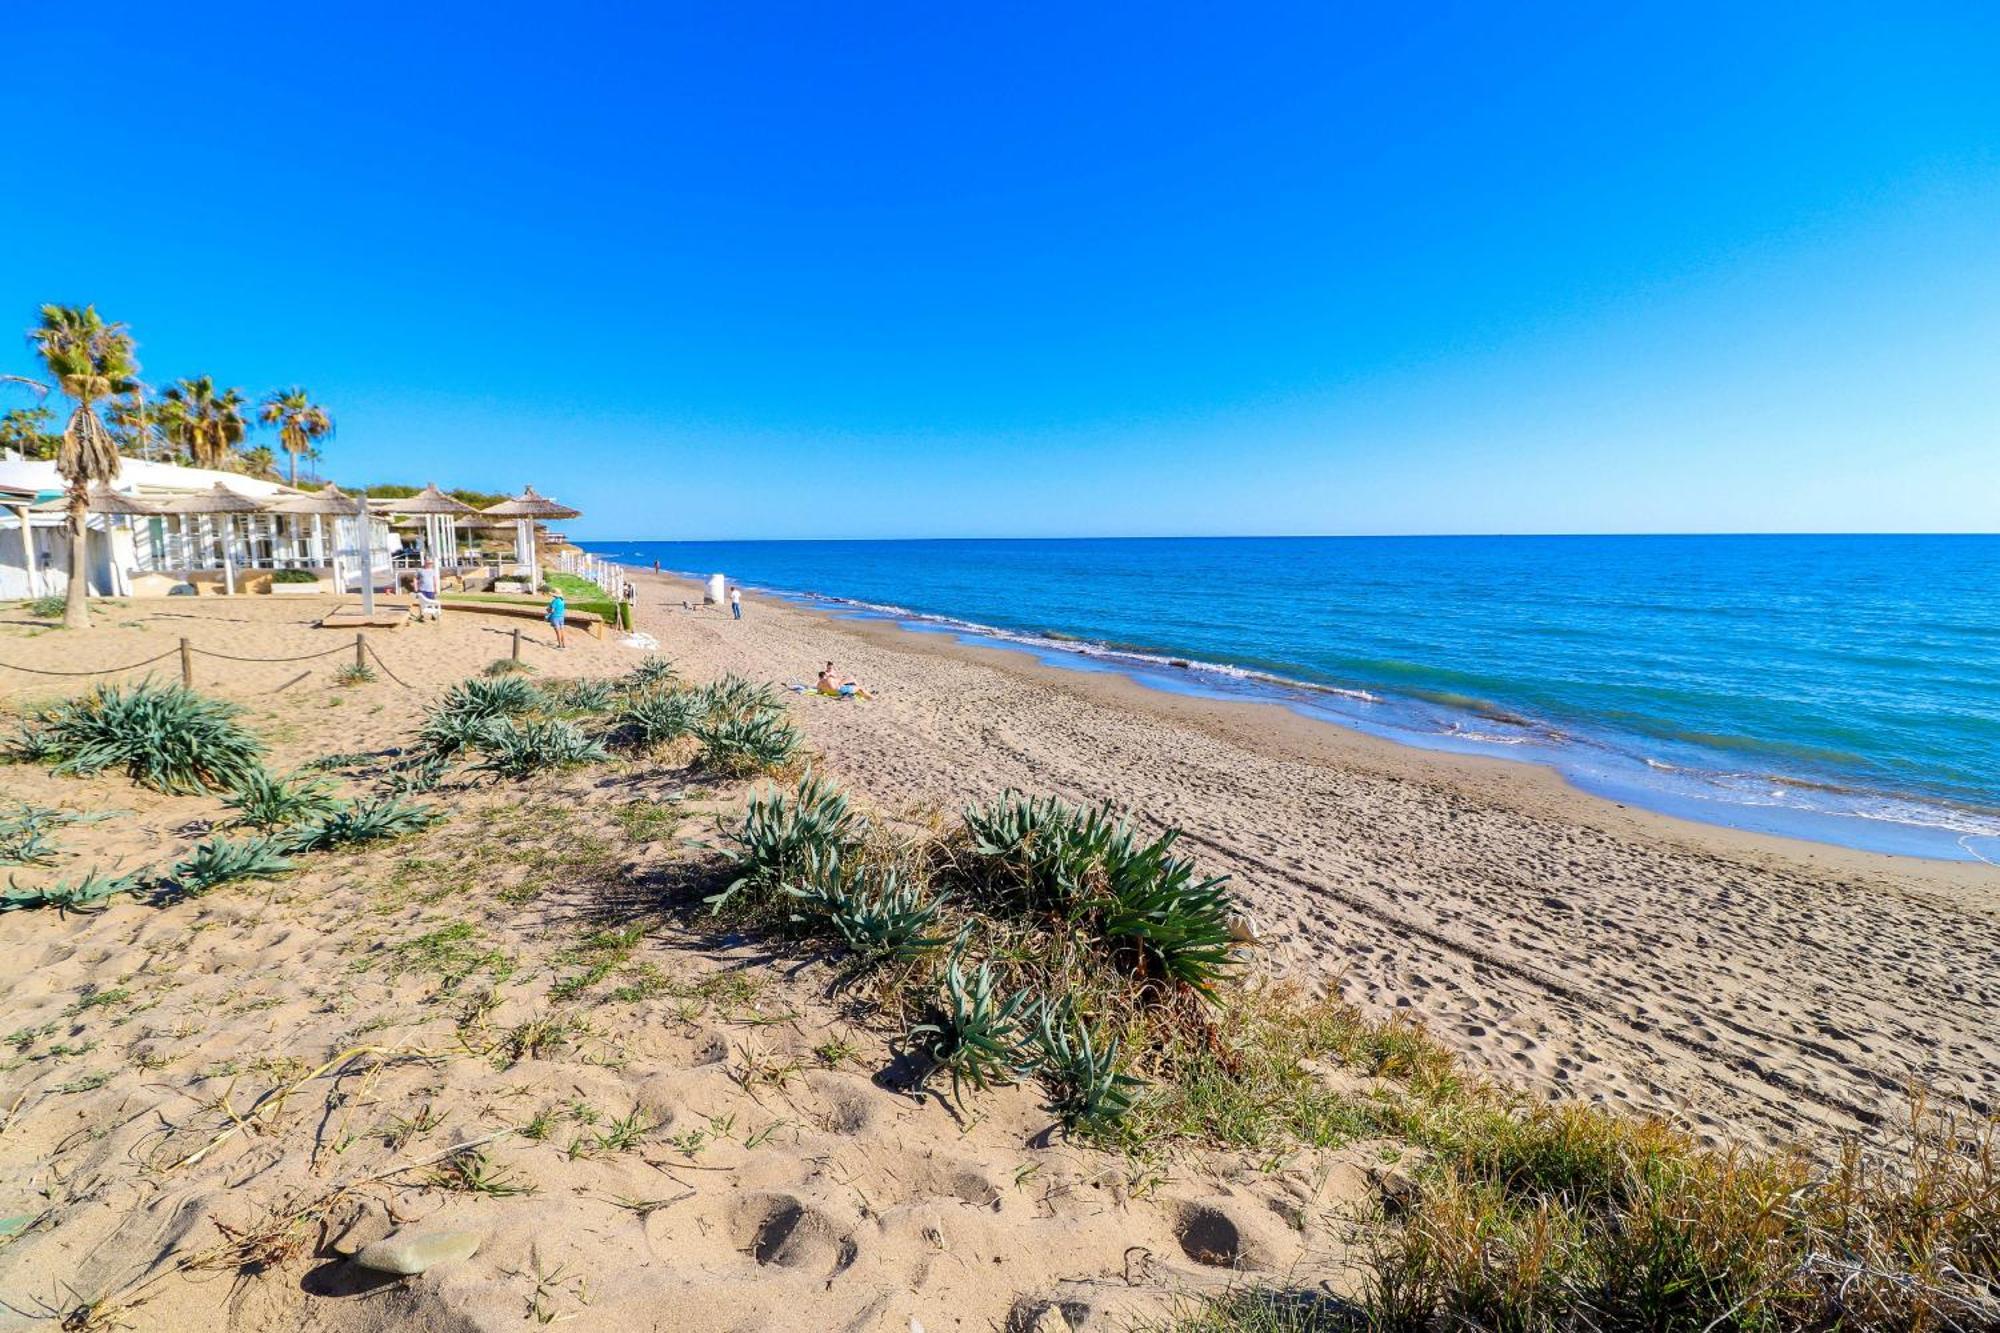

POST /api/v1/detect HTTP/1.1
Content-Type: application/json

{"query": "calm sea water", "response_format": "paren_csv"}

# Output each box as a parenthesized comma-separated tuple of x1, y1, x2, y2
(581, 536, 2000, 862)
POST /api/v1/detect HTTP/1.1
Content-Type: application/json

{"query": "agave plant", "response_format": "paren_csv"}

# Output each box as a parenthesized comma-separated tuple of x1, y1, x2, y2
(542, 677, 617, 713)
(468, 718, 608, 780)
(621, 656, 680, 692)
(170, 833, 295, 896)
(7, 721, 63, 764)
(614, 688, 705, 748)
(909, 958, 1038, 1106)
(415, 709, 499, 761)
(287, 796, 438, 853)
(710, 770, 866, 914)
(1, 867, 144, 914)
(1032, 999, 1142, 1136)
(0, 803, 108, 867)
(1092, 831, 1239, 998)
(26, 681, 265, 794)
(378, 752, 452, 795)
(221, 769, 344, 830)
(695, 707, 802, 777)
(789, 857, 948, 965)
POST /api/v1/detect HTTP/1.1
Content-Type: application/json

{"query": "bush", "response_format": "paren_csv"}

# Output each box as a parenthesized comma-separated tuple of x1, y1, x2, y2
(286, 796, 438, 852)
(22, 681, 266, 795)
(333, 662, 376, 686)
(695, 707, 802, 777)
(697, 673, 783, 720)
(622, 656, 679, 692)
(711, 770, 866, 914)
(468, 718, 608, 780)
(1031, 999, 1142, 1138)
(270, 568, 319, 584)
(615, 688, 706, 749)
(542, 677, 616, 713)
(962, 792, 1125, 916)
(24, 594, 66, 620)
(1095, 832, 1237, 997)
(436, 676, 542, 722)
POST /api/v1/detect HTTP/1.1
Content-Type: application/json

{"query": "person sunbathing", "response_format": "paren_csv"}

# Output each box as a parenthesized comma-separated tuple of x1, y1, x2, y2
(815, 662, 868, 698)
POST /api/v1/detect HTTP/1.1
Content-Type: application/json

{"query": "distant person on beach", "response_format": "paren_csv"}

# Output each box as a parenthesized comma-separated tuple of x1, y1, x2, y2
(653, 560, 660, 573)
(816, 661, 867, 698)
(730, 586, 742, 620)
(416, 559, 441, 622)
(546, 590, 567, 649)
(622, 580, 635, 602)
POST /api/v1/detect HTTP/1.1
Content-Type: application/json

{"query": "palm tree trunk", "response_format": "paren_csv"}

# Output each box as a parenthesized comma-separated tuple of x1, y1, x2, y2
(288, 446, 298, 487)
(62, 487, 91, 630)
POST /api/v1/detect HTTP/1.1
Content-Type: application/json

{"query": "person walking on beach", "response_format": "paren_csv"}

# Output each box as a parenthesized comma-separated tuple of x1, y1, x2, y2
(730, 586, 742, 620)
(416, 559, 441, 622)
(546, 590, 567, 649)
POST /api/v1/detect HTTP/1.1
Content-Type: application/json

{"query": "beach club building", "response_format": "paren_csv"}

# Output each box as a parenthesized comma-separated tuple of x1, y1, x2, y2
(0, 458, 576, 600)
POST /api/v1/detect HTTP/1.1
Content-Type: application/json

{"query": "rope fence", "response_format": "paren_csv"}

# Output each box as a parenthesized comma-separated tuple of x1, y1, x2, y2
(0, 634, 422, 691)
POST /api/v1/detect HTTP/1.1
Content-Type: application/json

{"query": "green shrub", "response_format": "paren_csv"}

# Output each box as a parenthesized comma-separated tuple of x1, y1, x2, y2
(468, 718, 608, 780)
(615, 688, 705, 748)
(483, 657, 536, 677)
(0, 803, 109, 867)
(286, 796, 438, 852)
(909, 958, 1037, 1106)
(436, 676, 542, 722)
(170, 834, 295, 895)
(697, 673, 782, 720)
(23, 681, 265, 795)
(24, 594, 66, 620)
(962, 792, 1124, 916)
(333, 662, 376, 686)
(542, 677, 617, 713)
(711, 770, 865, 914)
(1, 867, 144, 914)
(270, 568, 320, 584)
(622, 656, 680, 692)
(415, 710, 498, 761)
(695, 707, 801, 777)
(222, 769, 344, 830)
(1095, 832, 1237, 997)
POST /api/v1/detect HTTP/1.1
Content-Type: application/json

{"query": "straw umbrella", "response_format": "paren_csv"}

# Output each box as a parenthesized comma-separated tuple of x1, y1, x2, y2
(157, 482, 269, 595)
(481, 486, 580, 592)
(383, 483, 478, 571)
(266, 483, 360, 591)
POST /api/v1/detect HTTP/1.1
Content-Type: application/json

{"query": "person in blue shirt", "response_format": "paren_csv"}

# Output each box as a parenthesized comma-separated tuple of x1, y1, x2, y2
(545, 591, 567, 649)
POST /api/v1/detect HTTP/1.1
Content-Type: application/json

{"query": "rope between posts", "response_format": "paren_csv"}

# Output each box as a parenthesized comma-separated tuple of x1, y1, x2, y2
(361, 641, 416, 689)
(189, 643, 355, 664)
(0, 649, 181, 677)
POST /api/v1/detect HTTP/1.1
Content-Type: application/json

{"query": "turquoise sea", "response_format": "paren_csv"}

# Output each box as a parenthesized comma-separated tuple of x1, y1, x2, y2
(580, 535, 2000, 863)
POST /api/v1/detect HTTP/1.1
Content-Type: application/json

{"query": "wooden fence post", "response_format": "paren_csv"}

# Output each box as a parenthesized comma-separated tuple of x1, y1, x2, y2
(355, 633, 367, 674)
(179, 637, 193, 688)
(512, 628, 523, 663)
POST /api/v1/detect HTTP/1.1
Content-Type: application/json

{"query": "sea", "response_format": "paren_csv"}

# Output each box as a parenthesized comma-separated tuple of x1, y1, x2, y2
(579, 535, 2000, 864)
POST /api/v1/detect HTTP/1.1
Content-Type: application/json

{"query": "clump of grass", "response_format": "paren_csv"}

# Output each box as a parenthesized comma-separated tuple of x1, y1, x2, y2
(909, 957, 1036, 1106)
(169, 834, 295, 896)
(423, 1148, 536, 1197)
(23, 593, 67, 620)
(0, 803, 112, 867)
(285, 796, 437, 852)
(695, 707, 802, 777)
(484, 657, 536, 677)
(16, 681, 265, 794)
(1, 868, 145, 914)
(469, 718, 608, 780)
(436, 675, 542, 722)
(614, 688, 705, 749)
(711, 771, 866, 915)
(332, 662, 375, 687)
(221, 769, 343, 831)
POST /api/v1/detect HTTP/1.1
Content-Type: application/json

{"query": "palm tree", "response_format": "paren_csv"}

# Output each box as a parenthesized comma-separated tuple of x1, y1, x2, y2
(257, 387, 333, 486)
(241, 444, 280, 479)
(26, 305, 139, 629)
(161, 375, 248, 469)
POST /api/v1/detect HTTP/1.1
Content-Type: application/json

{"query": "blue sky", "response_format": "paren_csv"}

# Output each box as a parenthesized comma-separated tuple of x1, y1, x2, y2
(4, 3, 1997, 538)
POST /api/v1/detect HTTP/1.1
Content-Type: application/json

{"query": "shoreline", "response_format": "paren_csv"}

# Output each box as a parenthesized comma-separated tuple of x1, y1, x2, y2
(590, 549, 2000, 866)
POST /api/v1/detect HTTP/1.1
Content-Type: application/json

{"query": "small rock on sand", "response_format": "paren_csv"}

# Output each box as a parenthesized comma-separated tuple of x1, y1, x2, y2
(352, 1228, 483, 1275)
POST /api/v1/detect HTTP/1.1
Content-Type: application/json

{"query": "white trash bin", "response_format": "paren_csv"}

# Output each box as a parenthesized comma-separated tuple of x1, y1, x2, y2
(705, 573, 727, 605)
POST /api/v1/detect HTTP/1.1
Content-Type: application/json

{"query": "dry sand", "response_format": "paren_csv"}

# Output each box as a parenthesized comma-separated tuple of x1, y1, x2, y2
(0, 579, 1993, 1331)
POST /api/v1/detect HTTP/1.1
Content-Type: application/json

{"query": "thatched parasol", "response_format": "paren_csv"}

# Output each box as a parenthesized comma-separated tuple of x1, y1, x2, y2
(31, 484, 163, 516)
(382, 482, 478, 516)
(482, 486, 581, 590)
(264, 482, 359, 515)
(156, 484, 270, 594)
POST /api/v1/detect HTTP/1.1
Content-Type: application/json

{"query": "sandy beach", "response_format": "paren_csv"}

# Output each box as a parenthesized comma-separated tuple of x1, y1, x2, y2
(0, 577, 1994, 1330)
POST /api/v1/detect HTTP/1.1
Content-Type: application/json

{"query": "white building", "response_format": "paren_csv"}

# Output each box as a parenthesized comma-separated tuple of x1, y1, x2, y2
(0, 456, 394, 599)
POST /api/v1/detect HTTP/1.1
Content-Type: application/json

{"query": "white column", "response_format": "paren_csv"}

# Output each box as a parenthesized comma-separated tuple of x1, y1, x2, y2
(14, 507, 35, 597)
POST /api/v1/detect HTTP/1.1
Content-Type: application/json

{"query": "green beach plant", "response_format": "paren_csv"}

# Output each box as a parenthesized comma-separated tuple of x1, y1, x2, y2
(697, 673, 783, 720)
(285, 796, 438, 852)
(1032, 999, 1142, 1137)
(24, 681, 265, 794)
(169, 834, 295, 896)
(221, 769, 344, 831)
(436, 675, 542, 722)
(788, 857, 949, 965)
(1, 867, 145, 914)
(621, 656, 680, 692)
(710, 770, 866, 914)
(0, 803, 112, 867)
(542, 677, 617, 713)
(962, 791, 1124, 916)
(694, 706, 802, 777)
(1094, 831, 1238, 997)
(614, 688, 706, 748)
(468, 718, 608, 780)
(909, 957, 1038, 1106)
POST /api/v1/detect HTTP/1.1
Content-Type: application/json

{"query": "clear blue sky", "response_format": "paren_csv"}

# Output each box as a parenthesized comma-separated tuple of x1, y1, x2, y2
(5, 4, 1997, 538)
